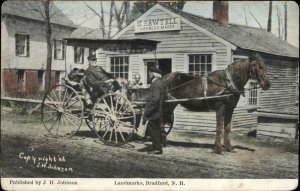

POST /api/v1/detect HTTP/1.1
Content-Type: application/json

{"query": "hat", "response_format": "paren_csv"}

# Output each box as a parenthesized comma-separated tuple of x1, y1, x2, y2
(148, 66, 162, 75)
(87, 53, 97, 61)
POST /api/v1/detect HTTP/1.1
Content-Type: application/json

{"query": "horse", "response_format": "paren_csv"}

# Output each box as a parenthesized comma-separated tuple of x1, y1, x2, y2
(163, 53, 270, 154)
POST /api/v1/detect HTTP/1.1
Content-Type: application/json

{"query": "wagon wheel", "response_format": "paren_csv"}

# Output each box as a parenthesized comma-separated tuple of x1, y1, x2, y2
(92, 92, 136, 146)
(41, 84, 84, 138)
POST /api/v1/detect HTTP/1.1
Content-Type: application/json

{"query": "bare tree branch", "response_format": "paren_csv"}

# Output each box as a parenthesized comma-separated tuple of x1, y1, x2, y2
(83, 1, 102, 19)
(248, 5, 263, 29)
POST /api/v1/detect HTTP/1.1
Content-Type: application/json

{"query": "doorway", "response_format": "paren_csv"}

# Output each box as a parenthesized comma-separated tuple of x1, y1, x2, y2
(144, 58, 172, 84)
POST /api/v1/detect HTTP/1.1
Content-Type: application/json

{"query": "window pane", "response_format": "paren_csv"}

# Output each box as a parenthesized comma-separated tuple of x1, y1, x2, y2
(201, 55, 206, 63)
(195, 55, 199, 63)
(189, 55, 194, 63)
(207, 55, 212, 63)
(207, 64, 212, 72)
(189, 64, 194, 72)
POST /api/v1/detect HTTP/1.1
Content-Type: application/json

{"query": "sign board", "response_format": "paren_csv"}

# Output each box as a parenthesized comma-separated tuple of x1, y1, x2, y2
(135, 17, 181, 33)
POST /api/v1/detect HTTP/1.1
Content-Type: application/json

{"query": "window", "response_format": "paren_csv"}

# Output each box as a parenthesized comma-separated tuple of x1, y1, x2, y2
(17, 70, 25, 89)
(188, 54, 212, 76)
(89, 48, 97, 56)
(54, 40, 64, 60)
(38, 70, 44, 90)
(15, 34, 30, 57)
(110, 57, 129, 79)
(74, 46, 84, 64)
(248, 81, 259, 106)
(55, 71, 60, 85)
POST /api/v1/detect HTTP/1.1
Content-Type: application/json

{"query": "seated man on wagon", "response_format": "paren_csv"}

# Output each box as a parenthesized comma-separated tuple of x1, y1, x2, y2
(64, 53, 121, 106)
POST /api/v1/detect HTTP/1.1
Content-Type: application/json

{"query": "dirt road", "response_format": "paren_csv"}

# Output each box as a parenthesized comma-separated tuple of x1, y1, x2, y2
(1, 112, 298, 178)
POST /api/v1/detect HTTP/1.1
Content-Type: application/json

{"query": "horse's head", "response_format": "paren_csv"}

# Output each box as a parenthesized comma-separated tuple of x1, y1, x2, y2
(249, 53, 271, 90)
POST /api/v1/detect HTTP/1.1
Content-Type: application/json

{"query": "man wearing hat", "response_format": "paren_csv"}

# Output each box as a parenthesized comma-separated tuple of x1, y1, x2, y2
(84, 53, 115, 105)
(143, 66, 165, 154)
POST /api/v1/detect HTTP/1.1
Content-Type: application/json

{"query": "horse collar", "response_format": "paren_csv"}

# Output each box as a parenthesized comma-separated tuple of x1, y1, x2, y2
(225, 68, 244, 96)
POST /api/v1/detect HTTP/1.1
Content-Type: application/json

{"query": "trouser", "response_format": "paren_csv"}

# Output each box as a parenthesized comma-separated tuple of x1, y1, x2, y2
(146, 119, 162, 151)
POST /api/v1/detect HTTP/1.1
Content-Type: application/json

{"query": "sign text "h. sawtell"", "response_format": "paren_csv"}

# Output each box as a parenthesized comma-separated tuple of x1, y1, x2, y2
(135, 17, 181, 33)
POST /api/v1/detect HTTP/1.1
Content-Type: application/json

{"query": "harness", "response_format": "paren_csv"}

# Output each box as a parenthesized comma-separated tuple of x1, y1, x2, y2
(166, 66, 260, 98)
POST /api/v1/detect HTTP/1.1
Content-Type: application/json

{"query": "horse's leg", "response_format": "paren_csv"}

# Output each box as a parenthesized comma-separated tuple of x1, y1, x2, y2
(215, 102, 225, 154)
(224, 106, 234, 152)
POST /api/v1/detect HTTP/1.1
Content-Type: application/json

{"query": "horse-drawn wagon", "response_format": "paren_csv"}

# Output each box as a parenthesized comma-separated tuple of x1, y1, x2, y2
(41, 38, 270, 153)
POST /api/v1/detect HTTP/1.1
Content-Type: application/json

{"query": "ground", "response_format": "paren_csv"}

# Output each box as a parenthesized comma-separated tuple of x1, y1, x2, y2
(1, 108, 299, 179)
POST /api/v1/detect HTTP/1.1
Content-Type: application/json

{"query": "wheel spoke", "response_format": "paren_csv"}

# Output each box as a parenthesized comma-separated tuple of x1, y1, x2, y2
(115, 128, 118, 144)
(64, 91, 75, 107)
(48, 117, 59, 132)
(109, 127, 113, 141)
(102, 126, 111, 138)
(44, 113, 58, 123)
(103, 98, 113, 114)
(63, 114, 78, 130)
(110, 94, 115, 115)
(64, 112, 81, 120)
(118, 129, 126, 142)
(46, 95, 60, 109)
(62, 89, 68, 107)
(118, 116, 134, 120)
(64, 99, 79, 110)
(45, 102, 59, 111)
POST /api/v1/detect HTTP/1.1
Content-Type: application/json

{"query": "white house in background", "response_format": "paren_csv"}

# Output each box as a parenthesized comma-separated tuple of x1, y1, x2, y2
(1, 1, 104, 96)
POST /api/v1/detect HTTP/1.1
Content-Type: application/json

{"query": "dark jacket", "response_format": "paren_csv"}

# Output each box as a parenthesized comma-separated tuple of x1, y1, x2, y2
(84, 65, 110, 91)
(143, 78, 165, 121)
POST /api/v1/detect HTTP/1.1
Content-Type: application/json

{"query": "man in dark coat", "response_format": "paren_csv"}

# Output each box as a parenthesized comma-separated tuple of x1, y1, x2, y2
(84, 53, 115, 105)
(143, 66, 165, 154)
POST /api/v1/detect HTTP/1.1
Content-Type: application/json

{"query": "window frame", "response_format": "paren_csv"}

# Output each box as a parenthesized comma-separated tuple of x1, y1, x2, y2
(54, 40, 65, 60)
(15, 34, 30, 57)
(74, 46, 84, 64)
(109, 56, 129, 80)
(187, 54, 213, 76)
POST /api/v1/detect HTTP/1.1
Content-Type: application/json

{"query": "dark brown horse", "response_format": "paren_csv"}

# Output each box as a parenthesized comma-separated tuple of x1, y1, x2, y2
(163, 53, 270, 154)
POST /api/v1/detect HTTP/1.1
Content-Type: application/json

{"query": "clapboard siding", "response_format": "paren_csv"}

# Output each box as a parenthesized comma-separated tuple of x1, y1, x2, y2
(257, 123, 297, 138)
(173, 105, 216, 133)
(259, 59, 298, 113)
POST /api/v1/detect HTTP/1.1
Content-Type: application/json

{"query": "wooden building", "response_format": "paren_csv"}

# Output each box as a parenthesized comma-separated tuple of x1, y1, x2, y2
(93, 4, 298, 135)
(1, 1, 102, 97)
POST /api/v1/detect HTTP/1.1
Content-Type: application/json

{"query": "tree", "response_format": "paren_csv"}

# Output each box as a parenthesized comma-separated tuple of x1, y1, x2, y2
(84, 1, 131, 38)
(131, 1, 186, 22)
(267, 1, 272, 32)
(27, 0, 54, 92)
(43, 0, 52, 92)
(284, 1, 287, 41)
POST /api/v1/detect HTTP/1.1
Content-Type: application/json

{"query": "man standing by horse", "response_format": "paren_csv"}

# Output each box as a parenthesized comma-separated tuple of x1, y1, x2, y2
(143, 66, 165, 155)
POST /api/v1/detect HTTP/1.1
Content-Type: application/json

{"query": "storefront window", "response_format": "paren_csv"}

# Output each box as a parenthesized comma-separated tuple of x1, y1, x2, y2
(110, 57, 129, 79)
(188, 54, 212, 76)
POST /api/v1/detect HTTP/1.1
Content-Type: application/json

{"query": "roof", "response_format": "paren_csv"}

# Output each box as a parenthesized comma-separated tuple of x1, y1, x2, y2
(70, 26, 104, 39)
(1, 0, 76, 28)
(162, 4, 299, 58)
(64, 38, 160, 53)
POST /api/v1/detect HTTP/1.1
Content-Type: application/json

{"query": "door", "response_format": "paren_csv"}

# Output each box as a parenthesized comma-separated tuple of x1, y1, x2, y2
(144, 59, 172, 84)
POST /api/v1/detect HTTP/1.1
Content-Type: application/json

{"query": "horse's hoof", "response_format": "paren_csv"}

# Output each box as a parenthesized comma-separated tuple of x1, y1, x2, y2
(214, 147, 223, 154)
(225, 145, 233, 152)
